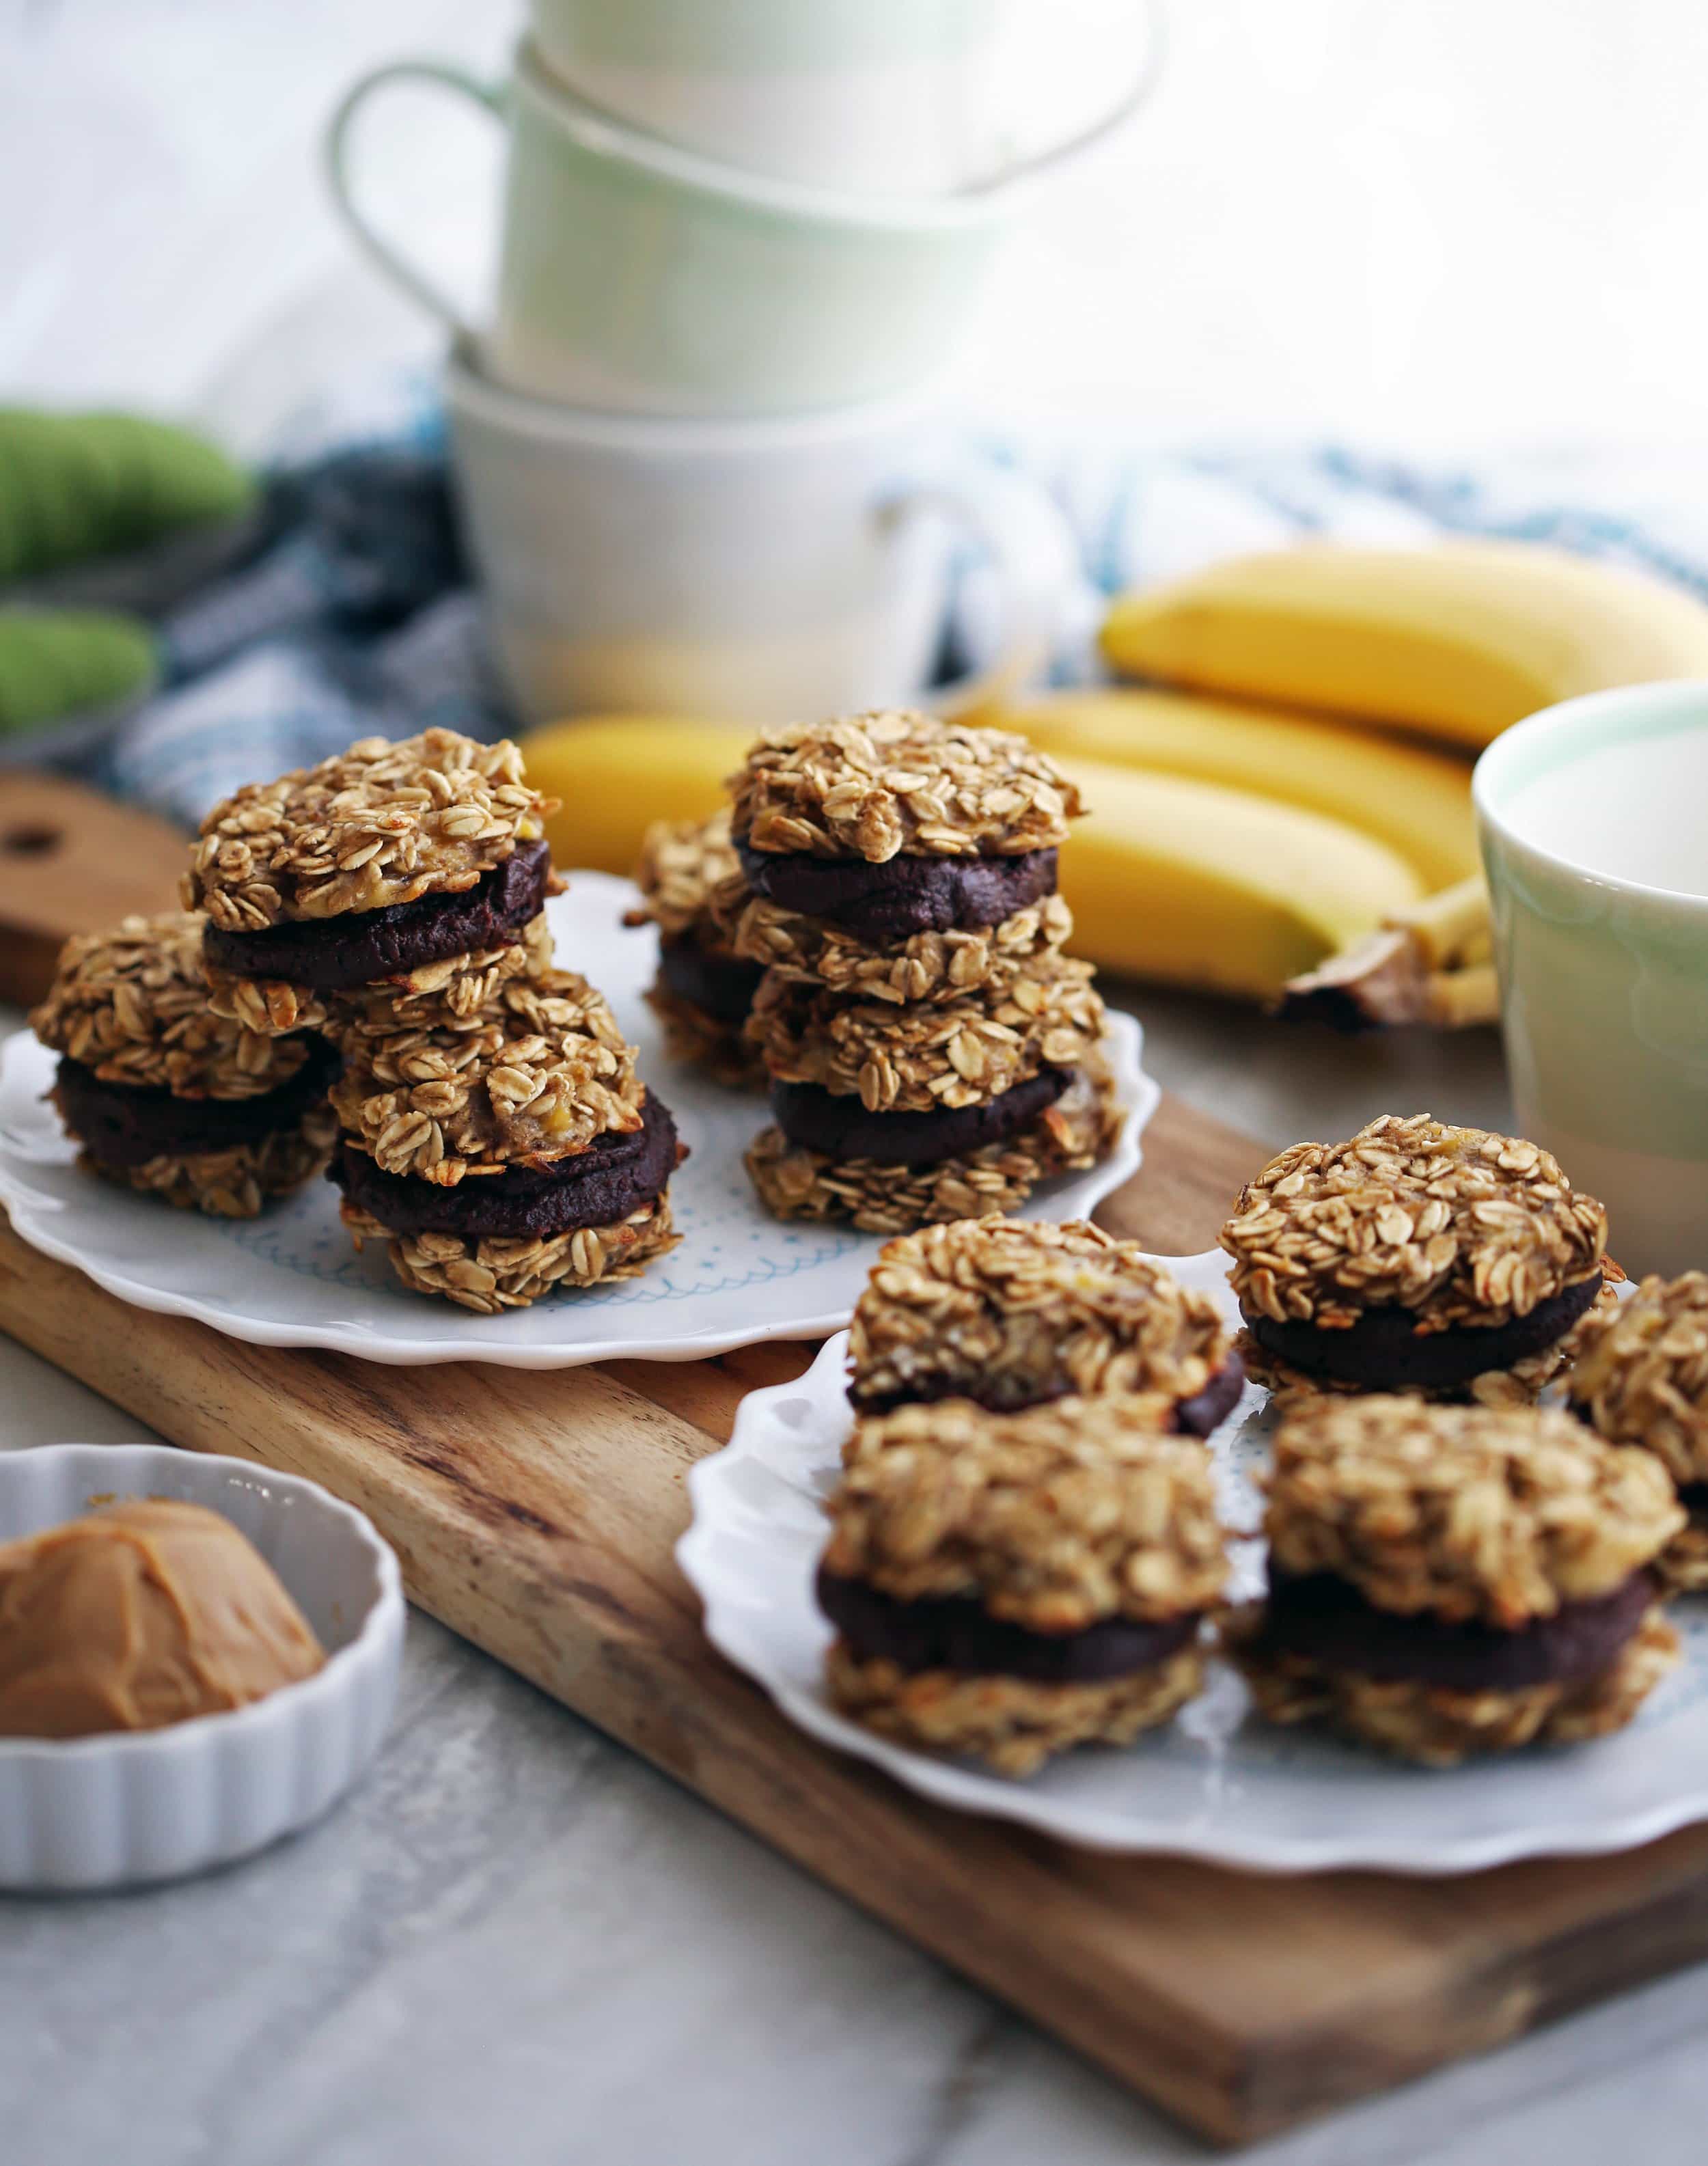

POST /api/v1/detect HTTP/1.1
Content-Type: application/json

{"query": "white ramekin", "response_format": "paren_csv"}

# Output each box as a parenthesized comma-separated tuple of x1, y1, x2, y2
(0, 1444, 404, 1891)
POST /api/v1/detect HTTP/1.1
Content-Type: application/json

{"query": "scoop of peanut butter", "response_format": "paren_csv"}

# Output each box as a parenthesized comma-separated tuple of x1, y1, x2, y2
(0, 1497, 326, 1738)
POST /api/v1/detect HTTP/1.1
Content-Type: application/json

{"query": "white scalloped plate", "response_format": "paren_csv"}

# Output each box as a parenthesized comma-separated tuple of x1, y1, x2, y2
(0, 874, 1157, 1369)
(678, 1252, 1708, 1874)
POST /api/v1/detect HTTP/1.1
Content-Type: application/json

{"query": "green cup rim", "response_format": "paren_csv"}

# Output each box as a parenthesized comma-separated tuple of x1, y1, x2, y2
(1473, 678, 1708, 905)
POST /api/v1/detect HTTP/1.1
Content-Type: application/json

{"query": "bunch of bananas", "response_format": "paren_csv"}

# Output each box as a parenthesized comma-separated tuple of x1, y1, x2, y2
(525, 540, 1708, 1020)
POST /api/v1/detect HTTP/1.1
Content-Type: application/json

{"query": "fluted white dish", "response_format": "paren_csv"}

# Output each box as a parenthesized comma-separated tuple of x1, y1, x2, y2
(680, 1263, 1708, 1875)
(0, 1444, 404, 1891)
(0, 874, 1158, 1369)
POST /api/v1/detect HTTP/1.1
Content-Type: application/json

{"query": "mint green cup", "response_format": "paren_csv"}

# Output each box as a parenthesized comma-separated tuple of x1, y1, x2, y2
(1475, 681, 1708, 1275)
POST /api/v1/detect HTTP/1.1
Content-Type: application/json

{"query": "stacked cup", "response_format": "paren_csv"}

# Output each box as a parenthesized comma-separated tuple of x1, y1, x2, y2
(326, 1, 1161, 725)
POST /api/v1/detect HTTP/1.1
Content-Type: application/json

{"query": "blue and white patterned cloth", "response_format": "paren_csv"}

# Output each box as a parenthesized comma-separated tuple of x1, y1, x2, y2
(39, 374, 1708, 830)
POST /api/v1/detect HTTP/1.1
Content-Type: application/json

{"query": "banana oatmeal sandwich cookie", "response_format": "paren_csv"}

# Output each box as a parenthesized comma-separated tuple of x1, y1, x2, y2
(1220, 1114, 1614, 1406)
(847, 1218, 1242, 1430)
(1571, 1271, 1708, 1591)
(626, 811, 764, 1088)
(818, 1395, 1227, 1775)
(727, 709, 1077, 1006)
(31, 911, 336, 1217)
(185, 728, 560, 1037)
(1231, 1396, 1682, 1764)
(329, 968, 683, 1311)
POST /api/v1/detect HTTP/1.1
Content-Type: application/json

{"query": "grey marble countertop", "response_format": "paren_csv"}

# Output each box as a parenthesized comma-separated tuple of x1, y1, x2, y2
(7, 989, 1708, 2166)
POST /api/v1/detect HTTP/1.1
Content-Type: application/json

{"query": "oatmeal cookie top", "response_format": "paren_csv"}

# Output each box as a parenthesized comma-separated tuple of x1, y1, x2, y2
(849, 1219, 1230, 1410)
(31, 912, 316, 1101)
(1573, 1272, 1708, 1484)
(823, 1395, 1226, 1630)
(331, 968, 643, 1185)
(627, 811, 747, 946)
(749, 954, 1103, 1114)
(730, 712, 1080, 862)
(1220, 1114, 1606, 1332)
(1265, 1395, 1681, 1625)
(185, 728, 552, 932)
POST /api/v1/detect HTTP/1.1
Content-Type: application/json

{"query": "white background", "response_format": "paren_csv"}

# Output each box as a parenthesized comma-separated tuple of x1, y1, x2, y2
(5, 0, 1707, 454)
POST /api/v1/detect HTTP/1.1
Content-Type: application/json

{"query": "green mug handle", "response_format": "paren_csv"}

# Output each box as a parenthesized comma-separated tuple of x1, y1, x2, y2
(323, 61, 504, 335)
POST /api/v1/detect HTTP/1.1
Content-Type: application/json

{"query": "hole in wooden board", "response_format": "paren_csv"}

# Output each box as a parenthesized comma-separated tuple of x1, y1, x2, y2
(0, 825, 61, 857)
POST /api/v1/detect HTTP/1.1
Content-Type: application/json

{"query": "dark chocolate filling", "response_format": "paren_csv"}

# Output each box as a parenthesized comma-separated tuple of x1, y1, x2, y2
(771, 1068, 1068, 1170)
(54, 1043, 338, 1170)
(657, 935, 763, 1025)
(735, 838, 1057, 946)
(329, 1090, 680, 1240)
(1253, 1563, 1652, 1692)
(851, 1353, 1246, 1433)
(202, 839, 553, 991)
(1174, 1354, 1247, 1437)
(1245, 1270, 1604, 1390)
(817, 1565, 1198, 1684)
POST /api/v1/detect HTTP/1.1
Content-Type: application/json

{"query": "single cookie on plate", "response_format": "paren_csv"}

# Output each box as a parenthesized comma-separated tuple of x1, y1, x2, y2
(29, 911, 336, 1218)
(728, 709, 1078, 1004)
(1571, 1272, 1708, 1591)
(818, 1395, 1227, 1776)
(625, 811, 765, 1089)
(1230, 1396, 1683, 1765)
(846, 1218, 1242, 1430)
(184, 727, 561, 1036)
(327, 968, 683, 1311)
(1220, 1114, 1614, 1406)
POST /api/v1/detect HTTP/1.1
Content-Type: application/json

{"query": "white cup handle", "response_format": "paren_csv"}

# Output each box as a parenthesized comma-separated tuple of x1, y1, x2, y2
(884, 467, 1082, 716)
(324, 60, 503, 334)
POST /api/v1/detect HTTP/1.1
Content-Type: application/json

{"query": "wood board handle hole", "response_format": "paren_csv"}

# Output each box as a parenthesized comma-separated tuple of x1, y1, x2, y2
(0, 824, 63, 858)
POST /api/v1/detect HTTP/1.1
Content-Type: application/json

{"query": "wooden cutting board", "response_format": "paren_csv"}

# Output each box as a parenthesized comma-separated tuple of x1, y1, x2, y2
(6, 1096, 1708, 2147)
(7, 771, 1708, 2145)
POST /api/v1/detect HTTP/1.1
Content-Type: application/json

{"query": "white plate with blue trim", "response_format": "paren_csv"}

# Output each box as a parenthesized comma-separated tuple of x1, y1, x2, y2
(679, 1255, 1708, 1873)
(0, 873, 1157, 1369)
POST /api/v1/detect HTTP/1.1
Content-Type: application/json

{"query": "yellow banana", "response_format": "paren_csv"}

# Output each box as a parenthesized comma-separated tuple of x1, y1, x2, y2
(523, 715, 1420, 999)
(1050, 755, 1420, 997)
(1101, 540, 1708, 749)
(527, 714, 749, 874)
(997, 685, 1477, 890)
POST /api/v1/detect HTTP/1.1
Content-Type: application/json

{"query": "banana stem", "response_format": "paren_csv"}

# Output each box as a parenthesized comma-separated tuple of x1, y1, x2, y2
(1278, 877, 1499, 1030)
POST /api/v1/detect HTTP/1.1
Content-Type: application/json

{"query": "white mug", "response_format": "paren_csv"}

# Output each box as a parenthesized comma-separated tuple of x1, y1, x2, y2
(528, 0, 1162, 198)
(327, 30, 1161, 415)
(443, 352, 1079, 726)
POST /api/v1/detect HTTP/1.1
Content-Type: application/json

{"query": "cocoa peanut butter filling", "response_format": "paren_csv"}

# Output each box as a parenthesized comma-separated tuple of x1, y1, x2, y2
(852, 1354, 1245, 1435)
(202, 838, 554, 991)
(770, 1068, 1069, 1170)
(657, 935, 762, 1024)
(1250, 1563, 1653, 1692)
(734, 838, 1058, 946)
(54, 1039, 338, 1170)
(331, 1091, 680, 1240)
(1245, 1270, 1604, 1391)
(817, 1565, 1200, 1685)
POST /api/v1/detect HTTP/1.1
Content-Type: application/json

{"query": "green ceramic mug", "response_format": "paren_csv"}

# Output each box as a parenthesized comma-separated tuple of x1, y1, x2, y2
(1475, 680, 1708, 1274)
(325, 28, 1161, 413)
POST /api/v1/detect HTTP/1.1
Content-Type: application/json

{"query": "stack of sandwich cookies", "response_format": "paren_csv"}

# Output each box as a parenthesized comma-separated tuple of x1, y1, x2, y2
(732, 713, 1120, 1230)
(186, 728, 559, 1038)
(30, 911, 336, 1217)
(328, 968, 683, 1312)
(1232, 1397, 1682, 1764)
(848, 1218, 1242, 1431)
(820, 1396, 1227, 1774)
(1572, 1272, 1708, 1591)
(1221, 1115, 1613, 1406)
(626, 812, 764, 1088)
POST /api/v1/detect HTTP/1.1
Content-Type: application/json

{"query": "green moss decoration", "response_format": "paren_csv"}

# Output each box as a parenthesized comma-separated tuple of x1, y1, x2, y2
(0, 609, 159, 732)
(0, 411, 255, 583)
